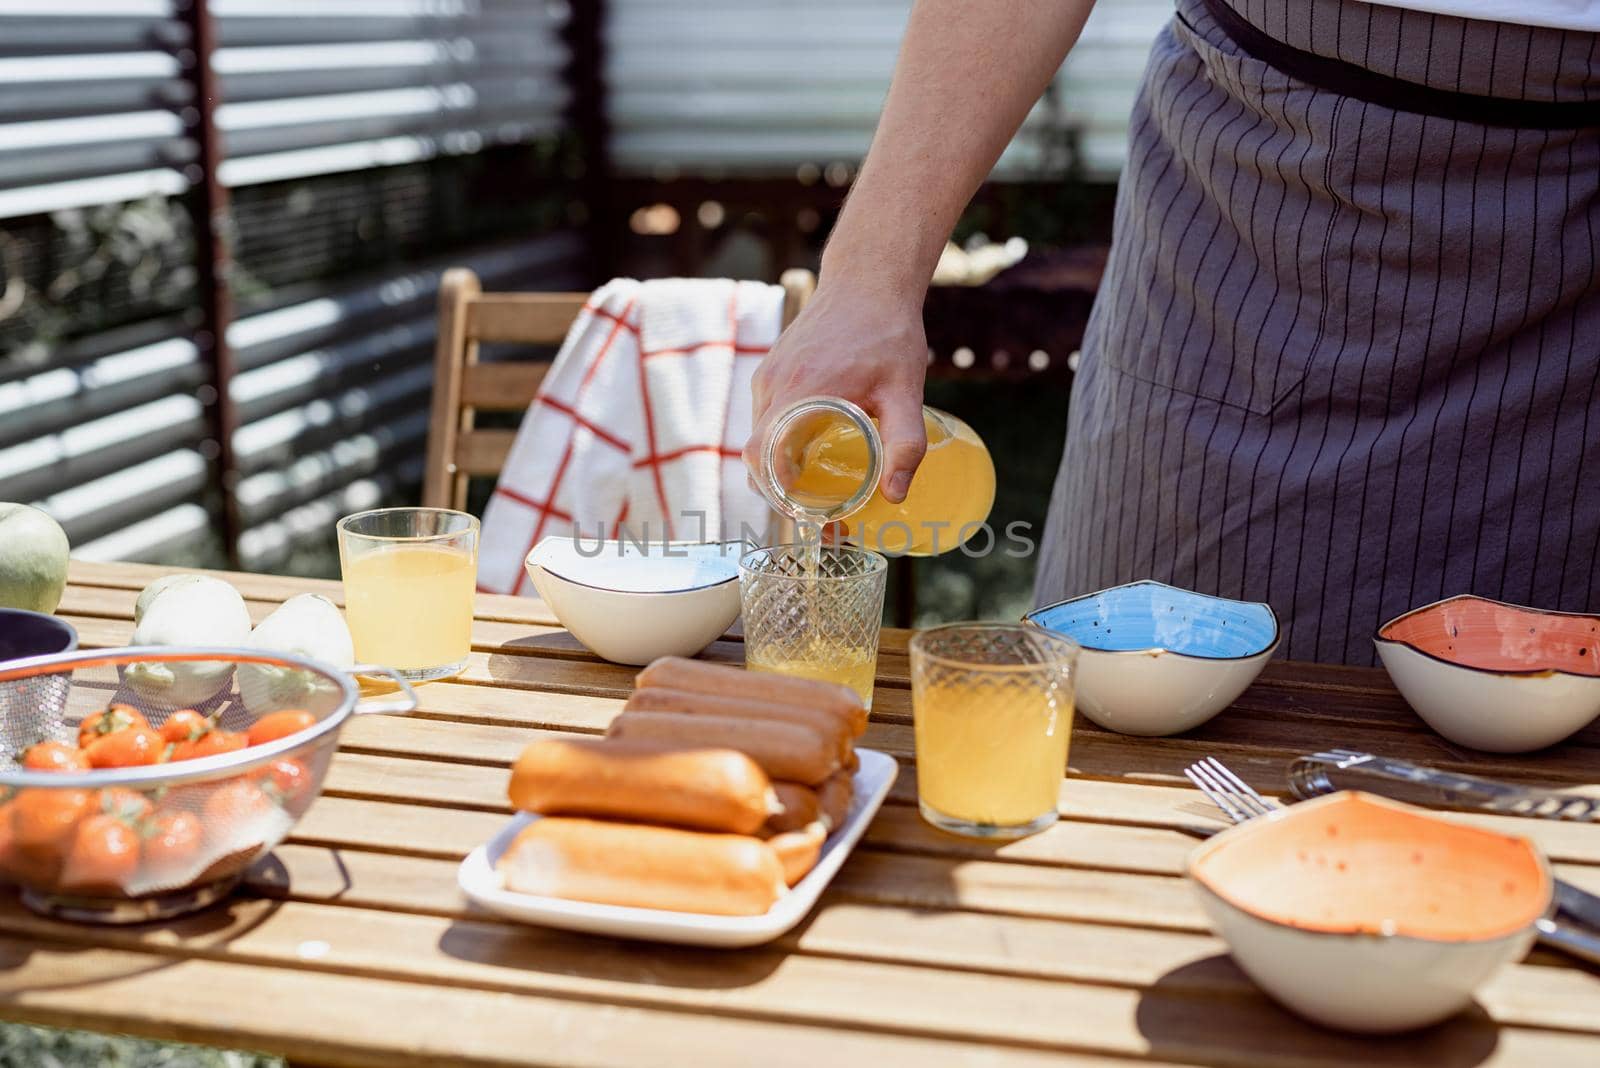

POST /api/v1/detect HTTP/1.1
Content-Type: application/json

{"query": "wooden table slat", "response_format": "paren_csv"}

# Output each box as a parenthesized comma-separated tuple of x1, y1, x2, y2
(2, 899, 1598, 1068)
(10, 560, 1598, 1068)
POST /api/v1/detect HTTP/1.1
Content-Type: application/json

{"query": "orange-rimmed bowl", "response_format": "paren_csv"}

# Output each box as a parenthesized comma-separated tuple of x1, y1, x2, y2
(1189, 791, 1550, 1033)
(1374, 595, 1600, 752)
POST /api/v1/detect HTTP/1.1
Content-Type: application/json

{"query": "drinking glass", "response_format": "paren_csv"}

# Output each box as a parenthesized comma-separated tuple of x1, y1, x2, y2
(337, 507, 479, 681)
(910, 623, 1079, 839)
(738, 543, 888, 709)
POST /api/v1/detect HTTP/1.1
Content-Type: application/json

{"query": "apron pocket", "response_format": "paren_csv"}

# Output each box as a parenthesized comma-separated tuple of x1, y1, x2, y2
(1094, 11, 1338, 416)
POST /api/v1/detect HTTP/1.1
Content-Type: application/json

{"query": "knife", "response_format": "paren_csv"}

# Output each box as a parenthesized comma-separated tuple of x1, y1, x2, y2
(1288, 749, 1600, 821)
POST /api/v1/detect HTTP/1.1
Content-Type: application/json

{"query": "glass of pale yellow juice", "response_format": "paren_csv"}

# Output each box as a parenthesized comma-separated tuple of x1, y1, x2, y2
(910, 623, 1079, 839)
(337, 507, 479, 681)
(739, 543, 887, 708)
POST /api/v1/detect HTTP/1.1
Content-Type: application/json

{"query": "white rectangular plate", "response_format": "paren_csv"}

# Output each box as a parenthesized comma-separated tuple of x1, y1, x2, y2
(458, 748, 898, 947)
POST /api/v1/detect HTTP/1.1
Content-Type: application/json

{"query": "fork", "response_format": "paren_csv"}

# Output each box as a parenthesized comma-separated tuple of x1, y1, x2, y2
(1185, 757, 1278, 822)
(1183, 756, 1600, 968)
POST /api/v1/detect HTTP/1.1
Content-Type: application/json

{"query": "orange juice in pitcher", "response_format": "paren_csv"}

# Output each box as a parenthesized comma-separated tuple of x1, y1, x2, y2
(755, 398, 995, 555)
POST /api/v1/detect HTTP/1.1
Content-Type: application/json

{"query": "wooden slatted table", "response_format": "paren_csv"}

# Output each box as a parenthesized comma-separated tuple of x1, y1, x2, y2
(4, 560, 1599, 1066)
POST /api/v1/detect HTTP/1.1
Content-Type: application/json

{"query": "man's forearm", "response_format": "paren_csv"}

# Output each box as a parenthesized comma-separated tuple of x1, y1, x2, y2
(822, 0, 1096, 303)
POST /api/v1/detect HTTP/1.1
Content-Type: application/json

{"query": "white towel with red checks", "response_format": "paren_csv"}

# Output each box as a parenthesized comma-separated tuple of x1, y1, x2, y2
(477, 277, 783, 595)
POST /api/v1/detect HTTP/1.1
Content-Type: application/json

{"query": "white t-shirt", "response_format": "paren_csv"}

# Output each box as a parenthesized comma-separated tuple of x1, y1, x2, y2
(1370, 0, 1600, 31)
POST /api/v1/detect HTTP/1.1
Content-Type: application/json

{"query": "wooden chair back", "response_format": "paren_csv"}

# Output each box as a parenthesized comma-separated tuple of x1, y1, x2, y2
(422, 268, 816, 511)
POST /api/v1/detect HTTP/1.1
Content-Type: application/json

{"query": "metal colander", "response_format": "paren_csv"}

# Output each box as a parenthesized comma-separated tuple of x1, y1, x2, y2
(0, 646, 415, 924)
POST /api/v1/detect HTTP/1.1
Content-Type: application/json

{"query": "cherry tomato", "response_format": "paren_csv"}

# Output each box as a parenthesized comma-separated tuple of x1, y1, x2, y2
(59, 814, 140, 894)
(78, 704, 149, 748)
(256, 758, 311, 807)
(12, 789, 94, 853)
(84, 726, 165, 769)
(159, 709, 210, 744)
(202, 777, 275, 831)
(169, 728, 246, 764)
(246, 710, 318, 748)
(11, 788, 94, 884)
(20, 741, 90, 773)
(141, 810, 203, 886)
(98, 787, 154, 824)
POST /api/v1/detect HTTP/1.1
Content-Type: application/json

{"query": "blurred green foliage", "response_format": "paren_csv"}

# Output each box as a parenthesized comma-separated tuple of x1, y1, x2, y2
(0, 1023, 280, 1068)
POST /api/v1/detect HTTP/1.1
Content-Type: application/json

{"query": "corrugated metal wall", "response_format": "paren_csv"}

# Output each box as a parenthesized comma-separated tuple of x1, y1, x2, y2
(0, 0, 583, 569)
(605, 0, 1172, 181)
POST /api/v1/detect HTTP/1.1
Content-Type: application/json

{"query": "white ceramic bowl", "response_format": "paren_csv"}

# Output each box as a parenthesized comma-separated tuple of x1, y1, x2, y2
(525, 538, 744, 665)
(1375, 595, 1600, 753)
(1024, 580, 1278, 736)
(1189, 791, 1550, 1033)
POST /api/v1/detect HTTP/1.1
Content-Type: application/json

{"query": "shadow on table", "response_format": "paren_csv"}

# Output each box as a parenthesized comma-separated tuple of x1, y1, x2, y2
(484, 638, 745, 672)
(1136, 956, 1500, 1067)
(0, 887, 285, 996)
(435, 917, 785, 991)
(492, 631, 599, 659)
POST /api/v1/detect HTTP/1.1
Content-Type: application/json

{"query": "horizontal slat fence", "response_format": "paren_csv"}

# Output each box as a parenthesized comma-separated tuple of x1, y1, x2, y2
(1, 0, 583, 568)
(605, 0, 1171, 182)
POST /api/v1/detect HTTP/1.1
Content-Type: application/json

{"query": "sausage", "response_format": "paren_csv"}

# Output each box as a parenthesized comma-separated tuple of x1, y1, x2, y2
(765, 782, 821, 833)
(498, 818, 785, 916)
(607, 711, 839, 785)
(637, 657, 867, 736)
(818, 771, 855, 829)
(508, 737, 776, 834)
(766, 823, 827, 887)
(625, 687, 851, 762)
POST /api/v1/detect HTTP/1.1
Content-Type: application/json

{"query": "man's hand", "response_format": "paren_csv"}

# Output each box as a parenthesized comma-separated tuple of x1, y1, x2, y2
(747, 284, 929, 502)
(742, 0, 1094, 503)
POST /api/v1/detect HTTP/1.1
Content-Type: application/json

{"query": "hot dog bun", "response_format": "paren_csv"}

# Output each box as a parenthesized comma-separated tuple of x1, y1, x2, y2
(818, 770, 854, 829)
(766, 823, 827, 887)
(766, 781, 821, 833)
(499, 818, 785, 916)
(608, 711, 839, 785)
(625, 687, 850, 762)
(637, 657, 867, 736)
(508, 737, 775, 834)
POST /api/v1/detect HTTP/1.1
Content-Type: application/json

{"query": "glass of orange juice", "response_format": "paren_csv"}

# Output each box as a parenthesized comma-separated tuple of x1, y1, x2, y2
(910, 623, 1079, 839)
(739, 543, 887, 708)
(337, 507, 479, 681)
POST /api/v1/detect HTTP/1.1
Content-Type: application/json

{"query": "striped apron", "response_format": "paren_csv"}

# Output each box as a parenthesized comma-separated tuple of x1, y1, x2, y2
(1035, 0, 1600, 665)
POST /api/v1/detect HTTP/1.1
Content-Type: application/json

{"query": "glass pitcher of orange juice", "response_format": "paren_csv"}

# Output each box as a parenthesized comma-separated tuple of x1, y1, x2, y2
(753, 397, 995, 555)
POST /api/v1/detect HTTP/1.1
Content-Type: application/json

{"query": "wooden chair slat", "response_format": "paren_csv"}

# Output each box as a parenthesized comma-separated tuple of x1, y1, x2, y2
(422, 268, 480, 510)
(460, 363, 549, 410)
(465, 293, 590, 343)
(454, 429, 517, 475)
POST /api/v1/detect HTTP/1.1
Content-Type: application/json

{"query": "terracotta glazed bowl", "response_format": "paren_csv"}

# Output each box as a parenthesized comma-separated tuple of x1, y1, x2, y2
(1375, 595, 1600, 752)
(1024, 581, 1278, 736)
(1189, 791, 1550, 1033)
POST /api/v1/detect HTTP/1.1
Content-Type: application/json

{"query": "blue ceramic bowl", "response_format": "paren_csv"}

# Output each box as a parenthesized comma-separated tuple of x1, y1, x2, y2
(1025, 580, 1278, 735)
(0, 608, 78, 663)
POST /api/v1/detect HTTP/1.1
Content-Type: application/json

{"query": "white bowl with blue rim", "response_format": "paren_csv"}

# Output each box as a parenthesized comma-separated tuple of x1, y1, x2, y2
(525, 537, 746, 665)
(1024, 580, 1279, 736)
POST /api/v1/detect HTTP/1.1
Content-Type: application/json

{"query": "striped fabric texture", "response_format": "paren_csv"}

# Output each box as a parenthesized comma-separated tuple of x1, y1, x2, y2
(478, 279, 782, 595)
(1034, 0, 1600, 664)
